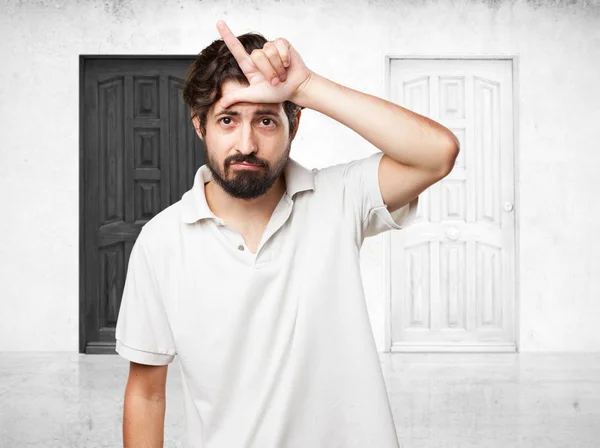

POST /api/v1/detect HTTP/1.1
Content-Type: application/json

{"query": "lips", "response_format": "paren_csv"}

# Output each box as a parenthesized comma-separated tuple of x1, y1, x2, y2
(232, 162, 262, 168)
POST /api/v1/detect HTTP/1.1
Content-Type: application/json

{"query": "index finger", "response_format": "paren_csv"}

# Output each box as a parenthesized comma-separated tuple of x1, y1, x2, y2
(216, 21, 250, 65)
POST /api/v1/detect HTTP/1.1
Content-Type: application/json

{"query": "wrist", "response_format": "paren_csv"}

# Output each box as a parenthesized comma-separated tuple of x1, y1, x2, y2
(290, 70, 319, 108)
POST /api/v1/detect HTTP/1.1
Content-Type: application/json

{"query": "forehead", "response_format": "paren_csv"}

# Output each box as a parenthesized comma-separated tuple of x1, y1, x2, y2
(211, 81, 285, 117)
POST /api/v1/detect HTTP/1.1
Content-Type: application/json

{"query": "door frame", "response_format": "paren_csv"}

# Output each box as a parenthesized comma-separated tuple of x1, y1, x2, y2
(381, 55, 521, 353)
(78, 55, 198, 353)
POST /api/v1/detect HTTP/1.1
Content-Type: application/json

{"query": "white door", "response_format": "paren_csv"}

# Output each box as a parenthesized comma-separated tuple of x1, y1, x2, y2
(385, 58, 517, 352)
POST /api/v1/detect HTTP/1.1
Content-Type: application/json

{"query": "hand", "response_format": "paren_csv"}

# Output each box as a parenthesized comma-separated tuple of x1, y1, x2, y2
(215, 20, 313, 109)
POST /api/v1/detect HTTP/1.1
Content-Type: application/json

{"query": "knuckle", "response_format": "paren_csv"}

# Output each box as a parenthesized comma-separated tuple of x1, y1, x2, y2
(264, 47, 278, 58)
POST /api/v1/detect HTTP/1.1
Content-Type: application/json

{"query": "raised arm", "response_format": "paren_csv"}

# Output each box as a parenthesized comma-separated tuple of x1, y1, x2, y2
(214, 20, 458, 214)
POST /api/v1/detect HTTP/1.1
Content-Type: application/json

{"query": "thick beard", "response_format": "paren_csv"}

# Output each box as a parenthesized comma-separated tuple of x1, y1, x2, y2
(204, 140, 292, 200)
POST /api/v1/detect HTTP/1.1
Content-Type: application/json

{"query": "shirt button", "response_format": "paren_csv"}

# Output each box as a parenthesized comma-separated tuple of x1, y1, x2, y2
(238, 245, 244, 251)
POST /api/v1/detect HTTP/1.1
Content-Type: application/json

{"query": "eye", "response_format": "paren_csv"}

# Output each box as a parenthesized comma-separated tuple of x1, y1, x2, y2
(219, 117, 233, 125)
(261, 118, 276, 126)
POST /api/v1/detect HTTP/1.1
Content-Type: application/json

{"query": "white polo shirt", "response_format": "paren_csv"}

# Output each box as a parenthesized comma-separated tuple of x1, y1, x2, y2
(115, 151, 419, 448)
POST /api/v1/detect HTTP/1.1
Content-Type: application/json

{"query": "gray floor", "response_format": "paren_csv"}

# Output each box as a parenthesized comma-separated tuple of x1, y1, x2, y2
(0, 352, 598, 447)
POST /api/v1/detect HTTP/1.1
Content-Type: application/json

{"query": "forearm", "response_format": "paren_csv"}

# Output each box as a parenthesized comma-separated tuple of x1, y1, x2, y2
(293, 71, 458, 173)
(123, 393, 166, 447)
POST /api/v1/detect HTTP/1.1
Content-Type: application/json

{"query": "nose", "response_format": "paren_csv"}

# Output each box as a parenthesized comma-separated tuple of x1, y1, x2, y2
(236, 122, 258, 155)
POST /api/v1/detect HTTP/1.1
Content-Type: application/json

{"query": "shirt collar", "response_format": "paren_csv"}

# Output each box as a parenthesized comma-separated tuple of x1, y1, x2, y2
(181, 158, 316, 224)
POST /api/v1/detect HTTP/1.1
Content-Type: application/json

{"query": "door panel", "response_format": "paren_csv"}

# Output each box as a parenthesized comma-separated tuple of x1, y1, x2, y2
(387, 59, 516, 352)
(80, 57, 205, 354)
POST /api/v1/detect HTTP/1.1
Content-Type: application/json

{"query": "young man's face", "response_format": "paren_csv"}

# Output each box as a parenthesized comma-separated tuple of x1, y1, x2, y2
(193, 80, 300, 200)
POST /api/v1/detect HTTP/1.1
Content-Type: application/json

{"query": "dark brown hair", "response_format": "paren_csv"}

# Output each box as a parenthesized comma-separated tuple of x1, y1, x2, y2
(182, 32, 304, 139)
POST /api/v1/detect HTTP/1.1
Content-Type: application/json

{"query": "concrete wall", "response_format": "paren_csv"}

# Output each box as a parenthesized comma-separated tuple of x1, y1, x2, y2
(1, 0, 599, 352)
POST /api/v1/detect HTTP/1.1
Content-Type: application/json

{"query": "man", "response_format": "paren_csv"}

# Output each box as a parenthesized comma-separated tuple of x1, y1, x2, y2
(115, 20, 458, 448)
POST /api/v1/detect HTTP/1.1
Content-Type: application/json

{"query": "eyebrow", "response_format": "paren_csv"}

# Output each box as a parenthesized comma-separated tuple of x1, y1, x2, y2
(214, 109, 280, 119)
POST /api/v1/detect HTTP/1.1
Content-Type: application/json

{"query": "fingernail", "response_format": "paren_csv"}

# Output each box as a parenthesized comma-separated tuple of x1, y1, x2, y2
(271, 77, 280, 86)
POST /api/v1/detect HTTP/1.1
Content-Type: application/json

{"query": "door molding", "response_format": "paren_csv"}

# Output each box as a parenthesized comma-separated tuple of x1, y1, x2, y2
(79, 55, 199, 354)
(381, 55, 521, 353)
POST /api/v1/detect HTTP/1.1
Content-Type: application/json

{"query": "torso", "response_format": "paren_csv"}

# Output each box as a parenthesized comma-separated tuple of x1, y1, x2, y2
(135, 157, 401, 447)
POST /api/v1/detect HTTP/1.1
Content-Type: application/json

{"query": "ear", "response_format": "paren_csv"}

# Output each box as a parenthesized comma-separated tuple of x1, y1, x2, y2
(191, 115, 205, 141)
(290, 108, 302, 140)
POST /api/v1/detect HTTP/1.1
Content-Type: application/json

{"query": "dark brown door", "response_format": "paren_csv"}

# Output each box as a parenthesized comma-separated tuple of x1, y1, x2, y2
(80, 57, 205, 354)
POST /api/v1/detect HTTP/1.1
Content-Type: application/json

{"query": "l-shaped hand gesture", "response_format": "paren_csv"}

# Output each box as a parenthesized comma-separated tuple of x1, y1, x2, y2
(216, 20, 313, 109)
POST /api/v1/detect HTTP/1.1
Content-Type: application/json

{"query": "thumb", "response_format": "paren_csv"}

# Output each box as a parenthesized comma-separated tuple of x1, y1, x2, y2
(219, 94, 238, 110)
(220, 92, 246, 110)
(220, 85, 264, 109)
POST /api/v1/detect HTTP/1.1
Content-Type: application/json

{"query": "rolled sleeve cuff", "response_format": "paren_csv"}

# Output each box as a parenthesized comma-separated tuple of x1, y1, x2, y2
(369, 198, 419, 231)
(115, 340, 175, 366)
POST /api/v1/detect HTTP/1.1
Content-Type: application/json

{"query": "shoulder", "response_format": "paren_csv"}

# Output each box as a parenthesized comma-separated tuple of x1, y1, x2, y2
(311, 152, 383, 190)
(137, 200, 186, 253)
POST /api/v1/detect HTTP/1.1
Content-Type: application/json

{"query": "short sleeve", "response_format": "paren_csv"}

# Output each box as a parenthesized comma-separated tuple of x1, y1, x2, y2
(115, 230, 176, 366)
(342, 151, 419, 241)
